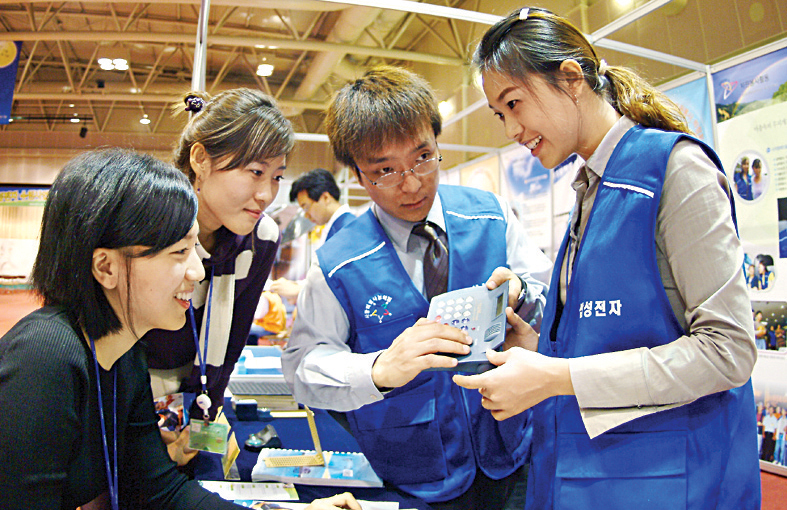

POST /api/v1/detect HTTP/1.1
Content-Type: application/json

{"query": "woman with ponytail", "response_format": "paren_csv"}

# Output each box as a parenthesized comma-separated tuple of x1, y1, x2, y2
(142, 89, 293, 464)
(454, 7, 760, 509)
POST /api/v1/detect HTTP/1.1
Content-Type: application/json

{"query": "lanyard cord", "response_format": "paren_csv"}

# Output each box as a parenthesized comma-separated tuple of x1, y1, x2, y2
(190, 268, 214, 421)
(88, 335, 118, 510)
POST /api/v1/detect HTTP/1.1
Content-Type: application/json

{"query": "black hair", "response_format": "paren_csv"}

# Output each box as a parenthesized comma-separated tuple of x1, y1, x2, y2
(325, 66, 442, 178)
(474, 7, 689, 134)
(289, 168, 341, 203)
(31, 148, 198, 340)
(174, 88, 294, 183)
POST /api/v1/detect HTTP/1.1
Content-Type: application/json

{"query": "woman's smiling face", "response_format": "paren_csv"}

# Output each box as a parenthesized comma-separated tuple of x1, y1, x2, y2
(196, 153, 286, 239)
(482, 70, 579, 169)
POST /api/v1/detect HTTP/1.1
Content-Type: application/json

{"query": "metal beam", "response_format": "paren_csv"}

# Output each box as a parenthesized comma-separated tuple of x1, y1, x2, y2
(588, 0, 673, 42)
(1, 31, 464, 66)
(13, 92, 331, 111)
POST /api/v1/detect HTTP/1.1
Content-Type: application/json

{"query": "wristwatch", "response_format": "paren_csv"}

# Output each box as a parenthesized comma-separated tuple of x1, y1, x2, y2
(514, 275, 527, 312)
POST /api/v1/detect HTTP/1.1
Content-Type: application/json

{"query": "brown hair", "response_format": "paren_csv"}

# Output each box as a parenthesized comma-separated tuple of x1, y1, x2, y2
(473, 7, 689, 134)
(325, 65, 442, 176)
(173, 88, 294, 183)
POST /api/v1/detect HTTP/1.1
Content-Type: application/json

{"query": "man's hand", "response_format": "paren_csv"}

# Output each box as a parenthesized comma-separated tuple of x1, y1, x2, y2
(502, 307, 538, 352)
(485, 266, 523, 309)
(269, 278, 302, 299)
(305, 492, 362, 510)
(453, 348, 573, 421)
(371, 318, 472, 389)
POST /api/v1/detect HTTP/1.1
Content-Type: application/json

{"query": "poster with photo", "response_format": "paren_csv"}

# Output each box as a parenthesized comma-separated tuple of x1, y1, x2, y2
(499, 145, 581, 257)
(714, 46, 787, 301)
(752, 350, 787, 476)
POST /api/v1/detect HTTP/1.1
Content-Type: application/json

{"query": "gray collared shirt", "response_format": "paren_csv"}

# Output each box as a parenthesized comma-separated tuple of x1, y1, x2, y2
(564, 117, 756, 438)
(282, 190, 553, 411)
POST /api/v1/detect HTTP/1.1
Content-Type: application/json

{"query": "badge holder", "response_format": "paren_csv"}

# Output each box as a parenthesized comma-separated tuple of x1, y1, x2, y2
(188, 392, 232, 455)
(262, 406, 325, 468)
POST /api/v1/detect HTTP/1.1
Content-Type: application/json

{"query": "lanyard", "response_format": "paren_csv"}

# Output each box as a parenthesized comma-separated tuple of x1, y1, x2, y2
(190, 268, 214, 423)
(88, 335, 119, 510)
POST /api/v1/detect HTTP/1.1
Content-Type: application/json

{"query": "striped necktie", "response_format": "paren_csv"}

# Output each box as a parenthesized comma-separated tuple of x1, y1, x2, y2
(411, 221, 449, 300)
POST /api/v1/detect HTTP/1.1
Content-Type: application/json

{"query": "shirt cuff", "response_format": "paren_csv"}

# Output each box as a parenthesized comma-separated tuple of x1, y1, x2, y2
(569, 347, 650, 409)
(347, 351, 387, 402)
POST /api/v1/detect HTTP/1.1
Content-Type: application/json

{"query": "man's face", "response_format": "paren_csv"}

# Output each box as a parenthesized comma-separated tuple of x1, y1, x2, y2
(297, 190, 332, 225)
(354, 133, 440, 223)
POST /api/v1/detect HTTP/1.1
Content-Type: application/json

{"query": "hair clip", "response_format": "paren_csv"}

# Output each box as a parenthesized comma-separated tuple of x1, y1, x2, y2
(598, 59, 608, 77)
(519, 8, 529, 20)
(184, 95, 205, 113)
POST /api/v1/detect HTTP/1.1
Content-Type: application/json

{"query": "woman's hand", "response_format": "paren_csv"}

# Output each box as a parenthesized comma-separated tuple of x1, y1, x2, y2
(453, 348, 574, 421)
(305, 492, 362, 510)
(160, 426, 198, 466)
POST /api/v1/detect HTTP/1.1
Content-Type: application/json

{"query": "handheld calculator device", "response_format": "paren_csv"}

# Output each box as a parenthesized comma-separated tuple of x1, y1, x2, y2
(426, 280, 509, 373)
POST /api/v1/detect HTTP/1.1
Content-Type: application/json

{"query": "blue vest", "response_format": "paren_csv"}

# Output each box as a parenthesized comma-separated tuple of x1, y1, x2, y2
(326, 210, 355, 240)
(528, 127, 760, 510)
(317, 185, 530, 502)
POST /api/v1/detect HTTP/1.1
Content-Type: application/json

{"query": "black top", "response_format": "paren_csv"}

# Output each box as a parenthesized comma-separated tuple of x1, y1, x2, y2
(0, 306, 241, 510)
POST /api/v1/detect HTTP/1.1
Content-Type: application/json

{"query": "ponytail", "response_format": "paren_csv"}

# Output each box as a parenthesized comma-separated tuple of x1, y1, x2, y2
(474, 7, 690, 134)
(603, 65, 689, 133)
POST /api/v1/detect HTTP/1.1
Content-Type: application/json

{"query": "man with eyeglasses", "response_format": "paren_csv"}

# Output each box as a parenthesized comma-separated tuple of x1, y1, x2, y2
(282, 66, 552, 509)
(270, 168, 356, 300)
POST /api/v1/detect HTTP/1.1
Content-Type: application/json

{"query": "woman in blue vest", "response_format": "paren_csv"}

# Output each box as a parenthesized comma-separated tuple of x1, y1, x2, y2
(454, 7, 760, 509)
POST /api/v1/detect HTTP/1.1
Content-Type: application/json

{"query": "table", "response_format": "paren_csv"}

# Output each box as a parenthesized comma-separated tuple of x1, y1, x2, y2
(193, 398, 432, 509)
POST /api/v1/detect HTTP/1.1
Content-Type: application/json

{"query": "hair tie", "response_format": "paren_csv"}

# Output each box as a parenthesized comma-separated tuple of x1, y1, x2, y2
(519, 8, 529, 20)
(598, 59, 608, 77)
(184, 95, 205, 113)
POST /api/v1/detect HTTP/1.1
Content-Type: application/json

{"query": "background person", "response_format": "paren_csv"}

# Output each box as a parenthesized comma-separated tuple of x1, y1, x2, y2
(282, 66, 552, 509)
(751, 158, 766, 199)
(454, 7, 759, 509)
(270, 168, 355, 300)
(735, 156, 753, 200)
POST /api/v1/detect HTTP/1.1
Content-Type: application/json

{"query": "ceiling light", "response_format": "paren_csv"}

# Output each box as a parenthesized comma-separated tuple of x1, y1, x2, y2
(257, 63, 274, 77)
(69, 104, 75, 108)
(70, 118, 80, 123)
(139, 114, 151, 125)
(98, 56, 129, 71)
(438, 100, 454, 118)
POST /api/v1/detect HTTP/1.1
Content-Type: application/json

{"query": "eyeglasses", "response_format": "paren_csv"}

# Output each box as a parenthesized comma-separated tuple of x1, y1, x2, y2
(298, 200, 313, 214)
(358, 155, 442, 189)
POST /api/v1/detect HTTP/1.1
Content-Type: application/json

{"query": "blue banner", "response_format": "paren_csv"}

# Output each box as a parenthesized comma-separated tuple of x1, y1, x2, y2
(664, 77, 715, 149)
(0, 41, 21, 125)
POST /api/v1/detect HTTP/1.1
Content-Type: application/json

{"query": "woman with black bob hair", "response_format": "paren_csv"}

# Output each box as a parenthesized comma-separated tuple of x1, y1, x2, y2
(0, 148, 361, 510)
(0, 148, 229, 508)
(454, 6, 760, 510)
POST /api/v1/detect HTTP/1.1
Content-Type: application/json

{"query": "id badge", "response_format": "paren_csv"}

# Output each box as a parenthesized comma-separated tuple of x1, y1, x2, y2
(188, 419, 230, 455)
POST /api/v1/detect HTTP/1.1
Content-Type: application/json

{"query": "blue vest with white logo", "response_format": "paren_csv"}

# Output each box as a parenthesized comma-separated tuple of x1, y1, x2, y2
(317, 185, 530, 502)
(527, 126, 760, 510)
